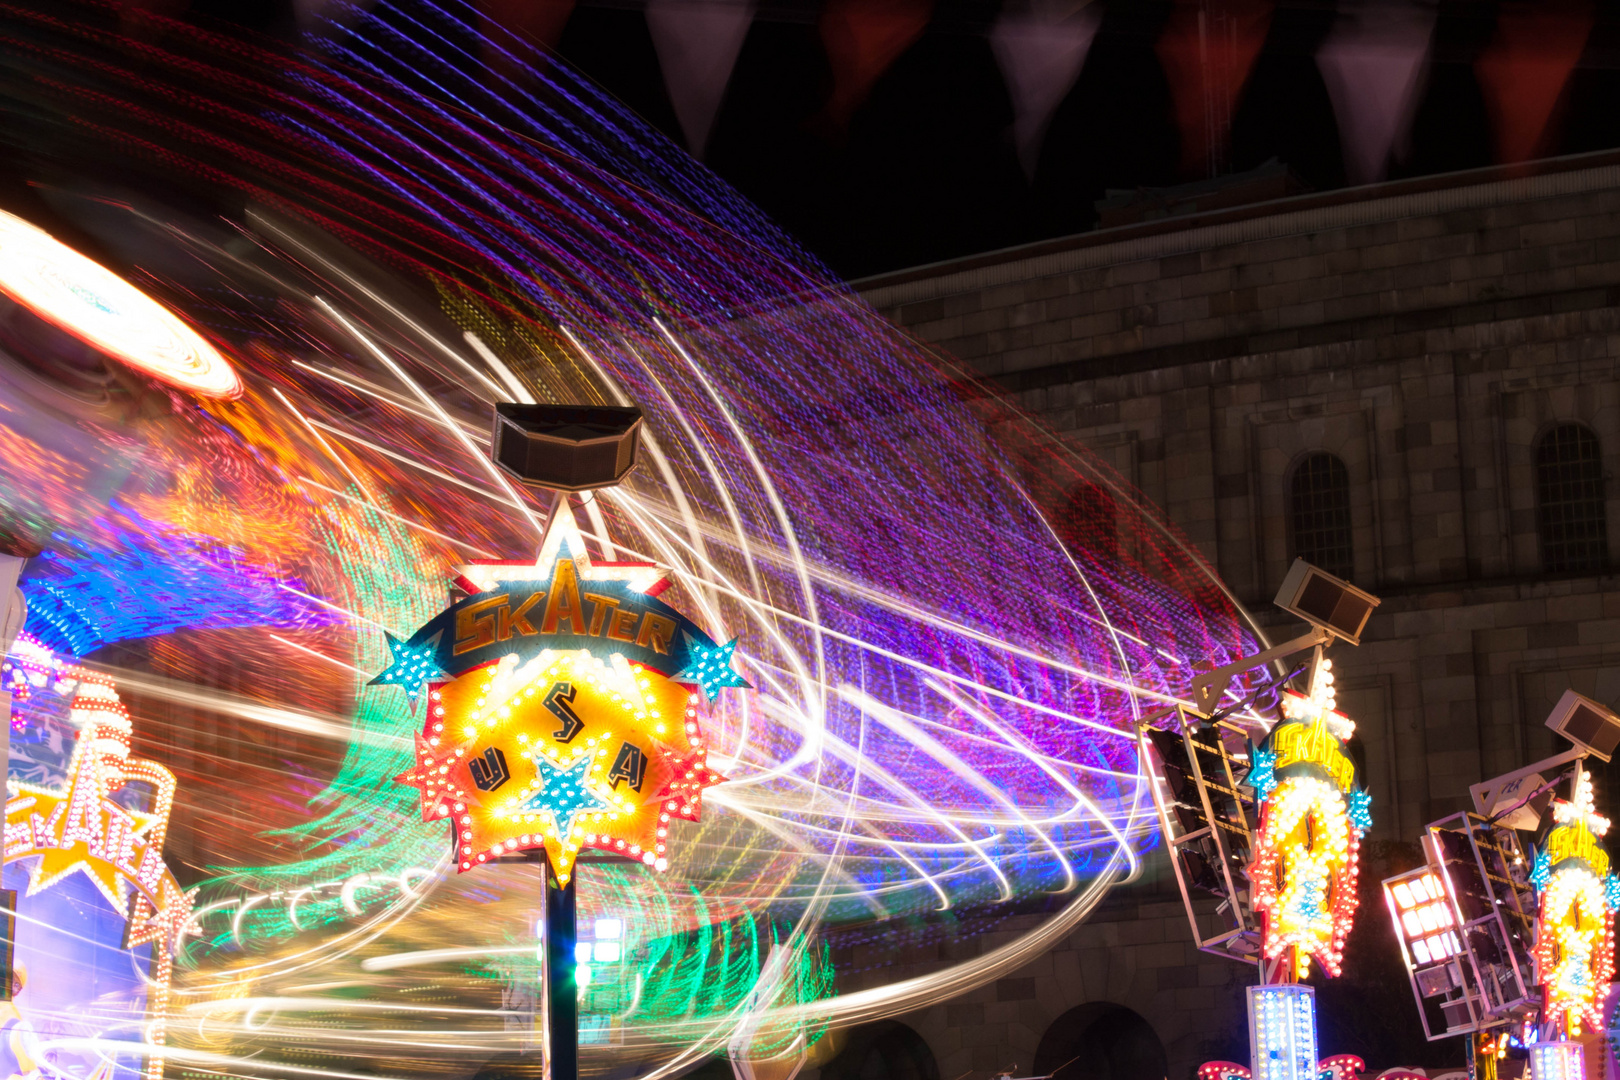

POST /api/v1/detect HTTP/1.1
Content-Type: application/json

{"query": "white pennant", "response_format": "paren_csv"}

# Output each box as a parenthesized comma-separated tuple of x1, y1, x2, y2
(1316, 0, 1435, 186)
(646, 0, 757, 158)
(991, 1, 1102, 179)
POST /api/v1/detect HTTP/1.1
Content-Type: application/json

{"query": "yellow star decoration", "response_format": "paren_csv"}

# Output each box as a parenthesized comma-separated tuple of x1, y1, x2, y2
(398, 648, 707, 885)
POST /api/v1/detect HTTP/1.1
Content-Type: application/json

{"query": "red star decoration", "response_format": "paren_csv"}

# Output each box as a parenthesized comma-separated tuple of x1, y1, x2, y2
(657, 744, 727, 822)
(395, 732, 468, 823)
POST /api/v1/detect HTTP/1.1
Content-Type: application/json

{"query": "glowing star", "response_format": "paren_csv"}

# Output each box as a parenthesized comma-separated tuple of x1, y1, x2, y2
(0, 207, 241, 398)
(674, 635, 749, 701)
(1531, 848, 1552, 891)
(1534, 769, 1616, 1035)
(394, 733, 465, 821)
(370, 631, 447, 700)
(522, 752, 612, 836)
(658, 744, 728, 822)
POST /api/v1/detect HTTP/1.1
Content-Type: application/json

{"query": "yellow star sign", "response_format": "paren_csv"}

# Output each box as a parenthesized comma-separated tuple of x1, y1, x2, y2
(398, 648, 707, 885)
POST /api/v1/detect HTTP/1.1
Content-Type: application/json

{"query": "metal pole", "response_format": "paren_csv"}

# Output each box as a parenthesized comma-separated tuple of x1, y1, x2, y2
(542, 857, 578, 1080)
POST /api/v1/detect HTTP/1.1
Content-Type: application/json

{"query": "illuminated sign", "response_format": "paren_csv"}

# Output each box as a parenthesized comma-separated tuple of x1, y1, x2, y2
(1531, 769, 1618, 1036)
(1248, 660, 1370, 979)
(0, 208, 241, 399)
(386, 506, 740, 884)
(1, 668, 191, 1080)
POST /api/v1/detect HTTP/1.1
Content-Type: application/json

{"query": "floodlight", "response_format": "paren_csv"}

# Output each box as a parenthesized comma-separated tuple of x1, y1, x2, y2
(1544, 689, 1620, 762)
(1273, 558, 1380, 645)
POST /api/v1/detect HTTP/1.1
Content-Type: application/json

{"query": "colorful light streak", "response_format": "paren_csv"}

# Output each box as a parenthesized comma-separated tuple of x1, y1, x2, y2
(0, 207, 241, 399)
(0, 3, 1271, 1076)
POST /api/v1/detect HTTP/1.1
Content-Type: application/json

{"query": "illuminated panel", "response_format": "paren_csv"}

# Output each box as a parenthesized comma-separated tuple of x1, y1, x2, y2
(1247, 984, 1318, 1080)
(0, 207, 241, 398)
(1386, 871, 1463, 967)
(1527, 1042, 1584, 1080)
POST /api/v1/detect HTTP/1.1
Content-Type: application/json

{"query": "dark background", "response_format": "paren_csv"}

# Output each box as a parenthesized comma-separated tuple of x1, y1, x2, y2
(164, 0, 1620, 279)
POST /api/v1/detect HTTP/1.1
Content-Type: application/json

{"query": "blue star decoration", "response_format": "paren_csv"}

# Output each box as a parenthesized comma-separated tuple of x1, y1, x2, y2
(521, 752, 613, 837)
(1289, 876, 1327, 923)
(674, 634, 750, 701)
(1247, 745, 1277, 801)
(370, 631, 446, 701)
(1347, 789, 1373, 837)
(1530, 847, 1551, 891)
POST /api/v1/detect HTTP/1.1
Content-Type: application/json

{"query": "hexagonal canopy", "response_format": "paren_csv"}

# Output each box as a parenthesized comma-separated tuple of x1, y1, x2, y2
(491, 403, 642, 491)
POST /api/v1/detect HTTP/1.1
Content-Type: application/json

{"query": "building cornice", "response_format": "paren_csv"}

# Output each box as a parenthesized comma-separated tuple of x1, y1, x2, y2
(855, 149, 1620, 310)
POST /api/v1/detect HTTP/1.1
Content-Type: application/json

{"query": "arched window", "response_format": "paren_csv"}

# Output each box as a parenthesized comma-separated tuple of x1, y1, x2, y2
(822, 1023, 939, 1080)
(1033, 1003, 1167, 1080)
(1537, 424, 1608, 573)
(1290, 453, 1353, 580)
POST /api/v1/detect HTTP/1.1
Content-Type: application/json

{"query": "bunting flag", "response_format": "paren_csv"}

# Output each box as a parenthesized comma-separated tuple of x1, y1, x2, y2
(647, 0, 757, 157)
(990, 1, 1102, 178)
(1475, 1, 1594, 165)
(1315, 1, 1434, 186)
(817, 0, 935, 135)
(1155, 0, 1275, 178)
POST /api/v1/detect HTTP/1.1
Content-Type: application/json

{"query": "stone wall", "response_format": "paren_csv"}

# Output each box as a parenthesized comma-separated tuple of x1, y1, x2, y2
(843, 152, 1620, 1080)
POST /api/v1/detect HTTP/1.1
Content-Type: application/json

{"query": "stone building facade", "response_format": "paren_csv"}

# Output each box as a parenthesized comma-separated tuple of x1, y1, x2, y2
(820, 150, 1620, 1080)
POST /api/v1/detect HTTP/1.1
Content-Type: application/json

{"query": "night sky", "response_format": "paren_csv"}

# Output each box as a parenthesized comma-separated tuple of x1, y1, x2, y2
(133, 0, 1620, 278)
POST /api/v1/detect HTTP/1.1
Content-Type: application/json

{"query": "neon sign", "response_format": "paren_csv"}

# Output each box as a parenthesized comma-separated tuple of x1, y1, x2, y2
(2, 667, 192, 1080)
(386, 505, 739, 884)
(1248, 659, 1369, 979)
(1531, 769, 1618, 1036)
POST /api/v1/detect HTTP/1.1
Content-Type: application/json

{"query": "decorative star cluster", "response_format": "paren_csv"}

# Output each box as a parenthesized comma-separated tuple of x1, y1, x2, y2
(675, 635, 749, 701)
(371, 631, 446, 701)
(388, 506, 741, 885)
(1554, 769, 1611, 835)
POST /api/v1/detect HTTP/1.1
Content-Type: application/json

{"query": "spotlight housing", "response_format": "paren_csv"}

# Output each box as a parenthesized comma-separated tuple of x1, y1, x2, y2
(1545, 688, 1620, 762)
(1273, 558, 1380, 646)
